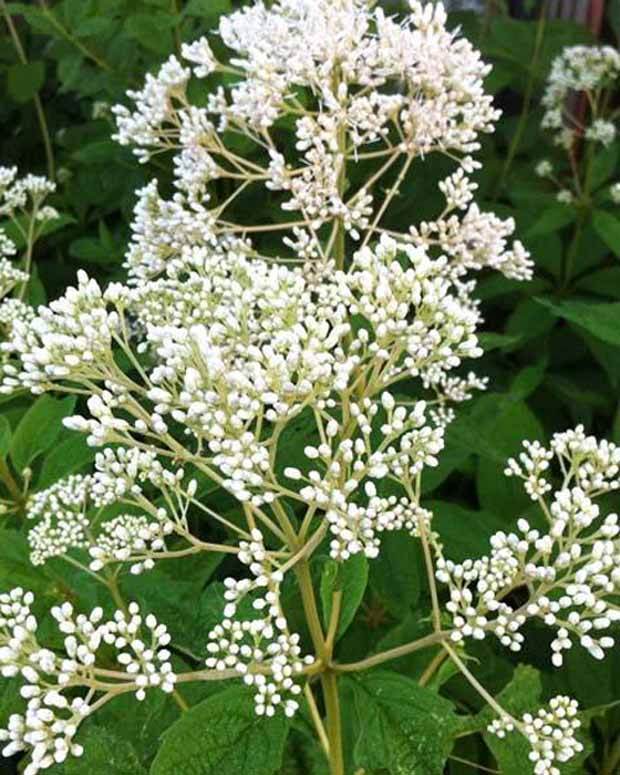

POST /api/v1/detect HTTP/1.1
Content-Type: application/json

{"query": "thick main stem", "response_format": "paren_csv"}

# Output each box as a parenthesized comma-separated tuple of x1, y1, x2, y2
(321, 670, 345, 775)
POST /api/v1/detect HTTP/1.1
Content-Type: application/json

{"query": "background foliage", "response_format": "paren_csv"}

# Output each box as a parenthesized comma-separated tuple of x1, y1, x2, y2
(1, 1, 620, 773)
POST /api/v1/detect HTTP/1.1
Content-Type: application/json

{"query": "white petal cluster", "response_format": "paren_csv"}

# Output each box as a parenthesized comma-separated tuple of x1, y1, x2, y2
(27, 475, 92, 565)
(25, 451, 186, 573)
(206, 529, 312, 717)
(107, 0, 524, 281)
(0, 167, 57, 218)
(0, 590, 175, 773)
(489, 696, 583, 775)
(2, 271, 119, 394)
(437, 427, 620, 666)
(286, 393, 442, 559)
(542, 45, 620, 147)
(0, 166, 58, 363)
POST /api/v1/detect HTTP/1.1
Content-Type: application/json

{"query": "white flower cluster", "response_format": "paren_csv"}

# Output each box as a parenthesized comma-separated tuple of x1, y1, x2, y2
(110, 0, 527, 281)
(0, 589, 175, 774)
(206, 529, 313, 717)
(489, 696, 583, 775)
(285, 391, 441, 559)
(0, 167, 58, 359)
(25, 448, 190, 574)
(0, 2, 544, 757)
(542, 46, 620, 148)
(437, 427, 620, 667)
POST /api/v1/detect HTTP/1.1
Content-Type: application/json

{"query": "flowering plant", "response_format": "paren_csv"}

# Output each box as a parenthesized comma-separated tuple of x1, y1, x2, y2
(0, 2, 618, 775)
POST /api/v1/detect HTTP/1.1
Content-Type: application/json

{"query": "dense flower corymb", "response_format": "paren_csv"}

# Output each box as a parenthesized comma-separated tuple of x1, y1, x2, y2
(0, 2, 558, 774)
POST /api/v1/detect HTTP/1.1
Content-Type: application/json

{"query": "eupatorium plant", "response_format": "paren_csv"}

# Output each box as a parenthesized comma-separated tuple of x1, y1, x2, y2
(0, 2, 616, 774)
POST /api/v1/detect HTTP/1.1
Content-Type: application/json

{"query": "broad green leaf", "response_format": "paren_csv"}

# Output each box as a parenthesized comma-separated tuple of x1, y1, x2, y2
(592, 210, 620, 255)
(124, 13, 178, 54)
(0, 529, 52, 596)
(525, 204, 574, 238)
(509, 357, 547, 400)
(538, 297, 620, 347)
(476, 401, 544, 519)
(36, 433, 96, 490)
(429, 501, 506, 561)
(9, 395, 76, 472)
(150, 686, 290, 775)
(478, 666, 543, 774)
(347, 670, 461, 774)
(7, 62, 45, 102)
(576, 267, 620, 299)
(368, 531, 422, 617)
(319, 553, 368, 640)
(95, 690, 184, 767)
(505, 297, 556, 343)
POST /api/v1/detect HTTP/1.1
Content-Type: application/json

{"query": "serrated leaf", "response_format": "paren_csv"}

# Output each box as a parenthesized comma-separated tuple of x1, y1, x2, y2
(9, 395, 76, 472)
(150, 686, 290, 775)
(347, 670, 461, 774)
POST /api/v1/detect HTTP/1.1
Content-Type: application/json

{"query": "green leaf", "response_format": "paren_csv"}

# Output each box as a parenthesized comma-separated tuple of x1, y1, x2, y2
(0, 529, 51, 595)
(576, 267, 620, 299)
(319, 554, 368, 640)
(478, 332, 521, 351)
(476, 401, 544, 519)
(592, 210, 620, 256)
(0, 416, 11, 457)
(9, 395, 76, 472)
(36, 433, 96, 490)
(509, 357, 547, 400)
(184, 0, 231, 20)
(124, 13, 178, 54)
(429, 501, 506, 562)
(347, 670, 461, 774)
(538, 297, 620, 347)
(525, 204, 574, 238)
(368, 531, 422, 617)
(7, 61, 45, 103)
(590, 145, 619, 190)
(150, 686, 290, 775)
